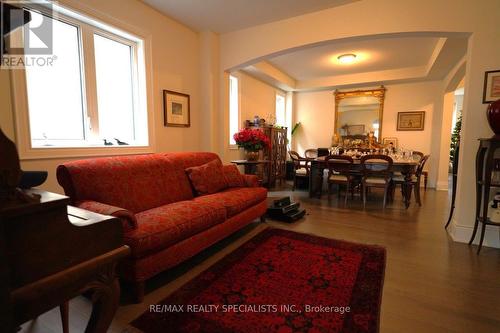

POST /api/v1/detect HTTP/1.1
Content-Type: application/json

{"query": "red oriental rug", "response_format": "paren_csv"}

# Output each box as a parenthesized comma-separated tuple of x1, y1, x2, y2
(129, 228, 386, 333)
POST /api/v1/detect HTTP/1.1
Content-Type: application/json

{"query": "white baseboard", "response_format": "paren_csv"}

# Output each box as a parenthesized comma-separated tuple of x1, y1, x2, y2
(435, 180, 449, 191)
(448, 218, 500, 248)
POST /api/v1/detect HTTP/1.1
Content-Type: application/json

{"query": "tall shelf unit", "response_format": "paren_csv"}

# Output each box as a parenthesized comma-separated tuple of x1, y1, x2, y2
(263, 126, 287, 187)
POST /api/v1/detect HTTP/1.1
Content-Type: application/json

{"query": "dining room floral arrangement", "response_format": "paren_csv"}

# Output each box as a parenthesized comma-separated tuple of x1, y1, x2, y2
(233, 128, 270, 160)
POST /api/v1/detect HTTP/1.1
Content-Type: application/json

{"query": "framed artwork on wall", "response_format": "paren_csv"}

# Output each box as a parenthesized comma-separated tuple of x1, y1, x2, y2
(397, 111, 425, 131)
(382, 137, 398, 148)
(163, 90, 190, 127)
(483, 70, 500, 104)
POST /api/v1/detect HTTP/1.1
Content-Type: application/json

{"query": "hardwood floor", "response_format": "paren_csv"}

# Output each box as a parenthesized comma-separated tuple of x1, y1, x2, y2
(21, 186, 500, 332)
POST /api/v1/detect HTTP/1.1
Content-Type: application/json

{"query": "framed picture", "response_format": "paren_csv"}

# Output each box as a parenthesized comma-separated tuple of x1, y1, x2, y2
(397, 111, 425, 131)
(483, 70, 500, 104)
(382, 137, 398, 148)
(163, 90, 190, 127)
(347, 124, 365, 135)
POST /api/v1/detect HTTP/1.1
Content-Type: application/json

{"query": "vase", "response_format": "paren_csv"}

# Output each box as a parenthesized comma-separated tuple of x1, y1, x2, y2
(487, 99, 500, 137)
(245, 150, 259, 161)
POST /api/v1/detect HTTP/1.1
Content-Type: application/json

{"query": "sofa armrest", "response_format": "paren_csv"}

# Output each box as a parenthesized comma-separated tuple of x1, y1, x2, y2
(243, 174, 260, 187)
(75, 200, 138, 233)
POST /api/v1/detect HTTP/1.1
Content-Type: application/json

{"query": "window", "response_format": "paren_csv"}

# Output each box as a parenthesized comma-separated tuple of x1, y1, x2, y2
(94, 34, 136, 142)
(15, 5, 149, 151)
(229, 75, 239, 145)
(275, 93, 286, 127)
(25, 16, 85, 143)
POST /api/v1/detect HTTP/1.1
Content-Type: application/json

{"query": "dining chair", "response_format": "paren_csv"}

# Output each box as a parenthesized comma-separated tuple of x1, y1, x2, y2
(289, 151, 311, 191)
(413, 151, 424, 159)
(392, 151, 428, 190)
(325, 155, 354, 206)
(304, 149, 318, 159)
(317, 148, 330, 157)
(360, 154, 393, 209)
(412, 151, 428, 190)
(392, 154, 430, 206)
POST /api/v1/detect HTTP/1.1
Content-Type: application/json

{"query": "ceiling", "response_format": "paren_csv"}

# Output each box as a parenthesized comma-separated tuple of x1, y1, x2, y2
(142, 0, 357, 33)
(268, 37, 441, 80)
(140, 1, 467, 91)
(243, 34, 468, 91)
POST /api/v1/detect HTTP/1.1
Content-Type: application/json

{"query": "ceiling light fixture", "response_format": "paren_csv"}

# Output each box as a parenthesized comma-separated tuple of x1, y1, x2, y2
(338, 53, 357, 64)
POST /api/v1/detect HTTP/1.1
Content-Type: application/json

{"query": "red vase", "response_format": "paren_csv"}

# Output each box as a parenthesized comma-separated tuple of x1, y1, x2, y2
(487, 99, 500, 137)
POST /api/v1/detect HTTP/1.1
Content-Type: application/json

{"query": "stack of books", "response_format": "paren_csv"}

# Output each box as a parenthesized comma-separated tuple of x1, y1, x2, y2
(267, 197, 306, 223)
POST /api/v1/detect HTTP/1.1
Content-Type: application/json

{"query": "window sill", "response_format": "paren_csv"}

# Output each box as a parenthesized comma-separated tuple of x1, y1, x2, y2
(18, 145, 155, 161)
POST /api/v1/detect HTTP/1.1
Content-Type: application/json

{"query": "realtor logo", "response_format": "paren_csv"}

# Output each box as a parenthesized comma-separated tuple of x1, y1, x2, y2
(1, 0, 53, 55)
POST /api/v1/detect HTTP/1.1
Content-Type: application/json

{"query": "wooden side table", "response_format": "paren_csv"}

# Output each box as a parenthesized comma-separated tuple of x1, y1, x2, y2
(469, 138, 500, 253)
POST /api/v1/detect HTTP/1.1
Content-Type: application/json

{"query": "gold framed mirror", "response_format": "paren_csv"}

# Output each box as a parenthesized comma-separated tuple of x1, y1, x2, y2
(334, 86, 386, 142)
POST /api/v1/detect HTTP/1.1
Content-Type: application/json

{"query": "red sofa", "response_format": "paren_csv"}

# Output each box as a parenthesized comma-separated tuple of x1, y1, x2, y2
(56, 152, 267, 302)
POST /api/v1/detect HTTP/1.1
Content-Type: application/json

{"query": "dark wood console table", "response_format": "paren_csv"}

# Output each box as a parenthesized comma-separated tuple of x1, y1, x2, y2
(231, 159, 270, 175)
(469, 138, 500, 254)
(0, 189, 130, 332)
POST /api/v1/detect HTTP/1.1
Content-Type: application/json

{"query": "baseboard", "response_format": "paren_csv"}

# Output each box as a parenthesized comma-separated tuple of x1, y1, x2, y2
(448, 217, 500, 248)
(435, 180, 449, 191)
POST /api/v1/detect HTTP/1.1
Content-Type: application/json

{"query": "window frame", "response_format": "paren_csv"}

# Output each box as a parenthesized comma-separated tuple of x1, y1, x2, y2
(10, 2, 154, 160)
(275, 91, 286, 127)
(228, 74, 240, 148)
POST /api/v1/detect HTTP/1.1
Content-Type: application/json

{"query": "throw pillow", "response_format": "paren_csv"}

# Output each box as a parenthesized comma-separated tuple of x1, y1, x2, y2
(186, 159, 227, 195)
(223, 164, 246, 187)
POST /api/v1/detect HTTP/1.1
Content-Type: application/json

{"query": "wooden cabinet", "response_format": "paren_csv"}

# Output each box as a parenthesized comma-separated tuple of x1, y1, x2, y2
(0, 189, 130, 332)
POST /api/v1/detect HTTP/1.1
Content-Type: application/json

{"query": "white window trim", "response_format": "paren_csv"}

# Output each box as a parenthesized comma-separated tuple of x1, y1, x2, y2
(228, 73, 241, 150)
(275, 90, 286, 127)
(10, 1, 156, 160)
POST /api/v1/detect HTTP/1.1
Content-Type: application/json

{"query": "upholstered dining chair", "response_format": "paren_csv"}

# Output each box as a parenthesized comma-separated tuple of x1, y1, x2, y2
(325, 155, 354, 206)
(392, 154, 430, 206)
(360, 154, 393, 209)
(412, 151, 428, 190)
(289, 151, 311, 191)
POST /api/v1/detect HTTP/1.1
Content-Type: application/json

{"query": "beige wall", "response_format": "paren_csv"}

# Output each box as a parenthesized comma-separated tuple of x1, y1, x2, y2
(1, 0, 202, 193)
(293, 80, 442, 186)
(293, 90, 334, 152)
(435, 65, 465, 191)
(238, 71, 282, 124)
(199, 31, 220, 152)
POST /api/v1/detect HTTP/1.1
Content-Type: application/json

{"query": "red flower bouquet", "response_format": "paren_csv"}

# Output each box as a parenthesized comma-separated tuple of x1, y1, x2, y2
(233, 128, 270, 152)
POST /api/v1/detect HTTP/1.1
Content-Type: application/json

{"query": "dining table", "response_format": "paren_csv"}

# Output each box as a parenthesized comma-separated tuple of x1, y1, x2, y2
(308, 155, 419, 208)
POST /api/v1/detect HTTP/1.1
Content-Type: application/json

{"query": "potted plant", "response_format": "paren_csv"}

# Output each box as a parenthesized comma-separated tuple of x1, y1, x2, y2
(233, 128, 270, 161)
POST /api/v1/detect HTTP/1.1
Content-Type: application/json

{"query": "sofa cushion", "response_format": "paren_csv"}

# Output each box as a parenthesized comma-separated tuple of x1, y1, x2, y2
(57, 154, 194, 213)
(194, 187, 267, 218)
(222, 164, 246, 187)
(125, 200, 226, 258)
(186, 159, 227, 195)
